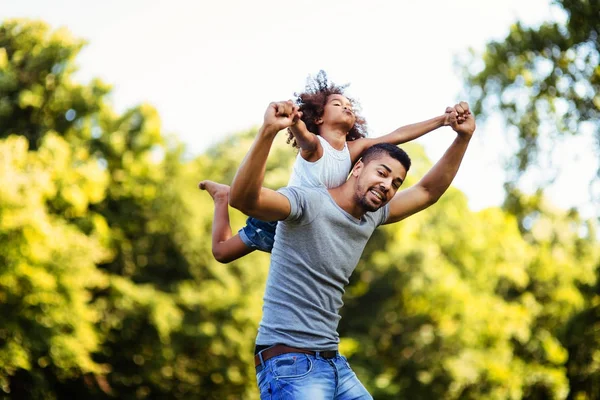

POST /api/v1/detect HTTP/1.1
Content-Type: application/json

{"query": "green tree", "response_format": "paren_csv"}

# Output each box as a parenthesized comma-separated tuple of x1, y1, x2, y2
(0, 134, 109, 399)
(0, 20, 110, 149)
(3, 15, 599, 400)
(0, 19, 282, 399)
(461, 1, 600, 397)
(460, 0, 599, 216)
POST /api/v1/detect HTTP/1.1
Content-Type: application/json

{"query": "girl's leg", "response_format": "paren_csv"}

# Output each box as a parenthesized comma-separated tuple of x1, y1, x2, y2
(199, 180, 255, 263)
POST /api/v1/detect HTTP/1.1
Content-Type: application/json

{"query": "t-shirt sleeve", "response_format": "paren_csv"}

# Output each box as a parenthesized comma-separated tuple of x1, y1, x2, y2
(377, 203, 391, 227)
(277, 186, 321, 224)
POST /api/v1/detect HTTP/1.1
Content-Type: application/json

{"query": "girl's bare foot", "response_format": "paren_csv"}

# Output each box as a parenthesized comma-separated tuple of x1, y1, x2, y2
(198, 180, 230, 204)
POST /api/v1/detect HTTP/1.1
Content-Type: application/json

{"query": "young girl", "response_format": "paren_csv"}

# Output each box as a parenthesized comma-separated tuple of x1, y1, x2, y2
(200, 71, 454, 263)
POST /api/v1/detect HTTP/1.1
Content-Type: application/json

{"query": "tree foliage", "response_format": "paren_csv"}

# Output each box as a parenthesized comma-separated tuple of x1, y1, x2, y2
(460, 2, 600, 397)
(0, 18, 599, 400)
(0, 19, 275, 399)
(461, 0, 600, 215)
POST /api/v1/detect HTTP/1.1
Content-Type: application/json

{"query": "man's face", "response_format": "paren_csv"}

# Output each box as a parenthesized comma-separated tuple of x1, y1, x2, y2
(319, 94, 356, 131)
(353, 154, 407, 212)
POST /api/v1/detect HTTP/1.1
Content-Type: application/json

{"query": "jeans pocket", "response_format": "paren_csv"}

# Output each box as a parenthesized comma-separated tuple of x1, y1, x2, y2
(256, 368, 272, 399)
(271, 353, 313, 380)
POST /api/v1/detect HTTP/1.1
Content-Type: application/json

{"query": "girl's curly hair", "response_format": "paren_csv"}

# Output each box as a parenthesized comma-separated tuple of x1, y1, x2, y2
(286, 70, 368, 149)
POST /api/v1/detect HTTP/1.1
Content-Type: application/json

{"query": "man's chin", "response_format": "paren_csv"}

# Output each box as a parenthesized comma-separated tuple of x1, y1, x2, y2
(361, 199, 382, 213)
(368, 204, 382, 212)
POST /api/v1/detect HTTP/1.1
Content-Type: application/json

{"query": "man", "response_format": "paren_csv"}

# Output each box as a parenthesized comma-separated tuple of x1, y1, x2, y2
(229, 100, 475, 399)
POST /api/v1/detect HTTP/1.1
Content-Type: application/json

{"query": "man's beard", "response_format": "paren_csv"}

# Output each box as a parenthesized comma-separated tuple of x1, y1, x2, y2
(354, 184, 384, 213)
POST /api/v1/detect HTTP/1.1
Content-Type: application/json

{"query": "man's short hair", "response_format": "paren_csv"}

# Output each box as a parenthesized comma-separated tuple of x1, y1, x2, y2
(359, 143, 411, 173)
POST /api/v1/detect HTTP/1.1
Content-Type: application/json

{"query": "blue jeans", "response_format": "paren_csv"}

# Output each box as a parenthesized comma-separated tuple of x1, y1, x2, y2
(239, 217, 278, 253)
(255, 351, 372, 399)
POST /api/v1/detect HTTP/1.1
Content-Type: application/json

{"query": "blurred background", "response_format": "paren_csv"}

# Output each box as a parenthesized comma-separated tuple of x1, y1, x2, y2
(0, 0, 599, 398)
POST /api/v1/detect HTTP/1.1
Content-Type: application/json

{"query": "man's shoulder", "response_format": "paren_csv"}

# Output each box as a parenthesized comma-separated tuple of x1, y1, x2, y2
(278, 185, 328, 198)
(277, 186, 329, 222)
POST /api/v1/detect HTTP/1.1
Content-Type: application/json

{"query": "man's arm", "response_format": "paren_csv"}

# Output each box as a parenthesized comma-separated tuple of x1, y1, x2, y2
(348, 111, 453, 162)
(384, 102, 476, 224)
(288, 117, 323, 162)
(229, 101, 296, 221)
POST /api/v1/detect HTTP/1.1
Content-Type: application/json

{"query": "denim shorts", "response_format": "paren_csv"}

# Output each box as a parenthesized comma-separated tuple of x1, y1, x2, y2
(255, 351, 372, 399)
(238, 217, 278, 253)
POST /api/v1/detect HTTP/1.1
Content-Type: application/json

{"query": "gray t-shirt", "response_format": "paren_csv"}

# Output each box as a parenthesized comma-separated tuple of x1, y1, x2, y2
(256, 186, 390, 350)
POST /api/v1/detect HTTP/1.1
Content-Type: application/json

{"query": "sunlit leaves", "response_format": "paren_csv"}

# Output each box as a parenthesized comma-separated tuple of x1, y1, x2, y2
(461, 0, 600, 211)
(2, 16, 599, 400)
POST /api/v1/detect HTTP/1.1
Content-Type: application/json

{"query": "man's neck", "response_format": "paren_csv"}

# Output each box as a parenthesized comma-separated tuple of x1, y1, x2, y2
(328, 184, 366, 220)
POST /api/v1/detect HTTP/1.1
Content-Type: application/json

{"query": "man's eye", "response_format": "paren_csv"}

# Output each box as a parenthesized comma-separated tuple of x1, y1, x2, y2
(378, 171, 384, 176)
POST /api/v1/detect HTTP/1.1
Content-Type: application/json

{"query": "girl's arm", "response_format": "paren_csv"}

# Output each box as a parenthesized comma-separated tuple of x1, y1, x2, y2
(348, 111, 453, 163)
(288, 118, 323, 162)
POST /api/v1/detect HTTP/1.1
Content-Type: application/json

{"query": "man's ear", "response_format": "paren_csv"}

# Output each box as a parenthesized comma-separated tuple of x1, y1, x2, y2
(351, 160, 364, 177)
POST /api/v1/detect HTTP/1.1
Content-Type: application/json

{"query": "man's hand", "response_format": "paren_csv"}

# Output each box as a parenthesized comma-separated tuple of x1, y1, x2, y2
(230, 100, 298, 221)
(263, 100, 299, 133)
(449, 101, 476, 138)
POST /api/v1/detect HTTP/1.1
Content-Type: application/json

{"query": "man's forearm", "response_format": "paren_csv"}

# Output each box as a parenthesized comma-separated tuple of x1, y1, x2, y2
(230, 125, 278, 210)
(418, 134, 471, 202)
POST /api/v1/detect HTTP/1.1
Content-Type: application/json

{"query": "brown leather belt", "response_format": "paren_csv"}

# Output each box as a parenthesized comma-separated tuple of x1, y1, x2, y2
(254, 344, 337, 367)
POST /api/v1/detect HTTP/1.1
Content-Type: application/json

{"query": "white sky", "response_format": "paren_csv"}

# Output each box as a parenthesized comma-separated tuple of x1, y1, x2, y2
(2, 0, 596, 216)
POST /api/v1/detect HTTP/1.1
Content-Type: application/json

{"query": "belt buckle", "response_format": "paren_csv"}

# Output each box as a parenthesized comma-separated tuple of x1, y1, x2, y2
(320, 350, 337, 359)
